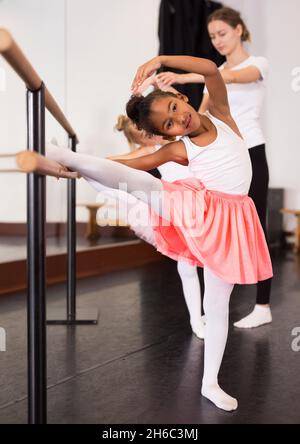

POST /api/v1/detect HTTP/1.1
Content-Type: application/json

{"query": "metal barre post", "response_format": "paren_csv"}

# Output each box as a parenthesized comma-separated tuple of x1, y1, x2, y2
(1, 28, 99, 425)
(67, 136, 77, 321)
(47, 137, 98, 326)
(26, 83, 47, 424)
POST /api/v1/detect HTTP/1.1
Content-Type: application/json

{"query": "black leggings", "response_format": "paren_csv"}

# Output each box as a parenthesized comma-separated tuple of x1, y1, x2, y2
(248, 144, 272, 305)
(199, 144, 272, 310)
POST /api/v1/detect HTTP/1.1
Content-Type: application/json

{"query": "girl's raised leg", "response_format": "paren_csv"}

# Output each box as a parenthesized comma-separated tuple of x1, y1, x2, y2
(46, 142, 167, 219)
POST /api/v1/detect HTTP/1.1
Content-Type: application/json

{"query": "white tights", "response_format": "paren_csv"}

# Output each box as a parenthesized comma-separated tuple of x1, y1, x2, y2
(202, 266, 237, 411)
(46, 142, 237, 411)
(86, 178, 157, 247)
(46, 142, 167, 219)
(177, 261, 204, 338)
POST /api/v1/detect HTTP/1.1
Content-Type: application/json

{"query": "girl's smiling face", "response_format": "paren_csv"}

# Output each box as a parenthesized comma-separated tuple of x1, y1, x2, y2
(149, 95, 201, 138)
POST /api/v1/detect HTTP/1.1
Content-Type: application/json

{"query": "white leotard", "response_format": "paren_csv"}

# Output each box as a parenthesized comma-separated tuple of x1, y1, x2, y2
(181, 111, 252, 195)
(152, 143, 191, 182)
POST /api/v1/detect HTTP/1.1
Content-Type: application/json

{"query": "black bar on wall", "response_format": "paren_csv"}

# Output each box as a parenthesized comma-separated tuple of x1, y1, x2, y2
(26, 83, 47, 424)
(67, 136, 77, 321)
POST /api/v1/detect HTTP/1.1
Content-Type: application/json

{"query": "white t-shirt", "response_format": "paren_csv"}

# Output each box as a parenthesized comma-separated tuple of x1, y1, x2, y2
(204, 56, 269, 149)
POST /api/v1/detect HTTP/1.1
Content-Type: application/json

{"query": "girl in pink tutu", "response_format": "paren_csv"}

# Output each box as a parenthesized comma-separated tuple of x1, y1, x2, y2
(110, 115, 205, 339)
(155, 6, 272, 330)
(46, 54, 273, 412)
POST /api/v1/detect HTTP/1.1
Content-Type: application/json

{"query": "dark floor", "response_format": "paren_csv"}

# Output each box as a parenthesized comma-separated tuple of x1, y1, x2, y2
(0, 248, 300, 424)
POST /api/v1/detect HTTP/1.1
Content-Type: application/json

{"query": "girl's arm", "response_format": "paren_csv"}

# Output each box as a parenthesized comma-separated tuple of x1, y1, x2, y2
(111, 140, 188, 171)
(107, 146, 156, 161)
(132, 55, 230, 118)
(199, 93, 210, 114)
(197, 66, 263, 113)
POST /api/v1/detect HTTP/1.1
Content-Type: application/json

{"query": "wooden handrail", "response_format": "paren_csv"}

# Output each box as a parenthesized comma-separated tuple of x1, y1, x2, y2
(0, 28, 78, 142)
(16, 151, 80, 178)
(0, 151, 80, 179)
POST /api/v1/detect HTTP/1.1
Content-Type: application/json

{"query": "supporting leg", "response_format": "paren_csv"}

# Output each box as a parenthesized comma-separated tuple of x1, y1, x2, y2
(177, 261, 204, 339)
(201, 266, 237, 411)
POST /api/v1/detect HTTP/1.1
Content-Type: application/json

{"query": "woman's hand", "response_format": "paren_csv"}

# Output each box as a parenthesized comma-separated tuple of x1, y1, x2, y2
(155, 71, 182, 89)
(131, 56, 162, 93)
(136, 75, 157, 94)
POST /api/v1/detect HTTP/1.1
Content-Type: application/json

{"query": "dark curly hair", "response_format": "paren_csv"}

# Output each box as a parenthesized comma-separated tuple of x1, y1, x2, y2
(126, 90, 178, 136)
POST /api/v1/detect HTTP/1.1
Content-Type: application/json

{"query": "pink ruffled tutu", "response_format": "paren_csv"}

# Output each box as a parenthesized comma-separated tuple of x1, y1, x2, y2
(150, 177, 273, 285)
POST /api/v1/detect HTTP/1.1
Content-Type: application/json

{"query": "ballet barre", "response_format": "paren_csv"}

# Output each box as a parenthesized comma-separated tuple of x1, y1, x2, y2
(0, 153, 19, 173)
(0, 28, 97, 425)
(0, 28, 77, 142)
(0, 151, 80, 179)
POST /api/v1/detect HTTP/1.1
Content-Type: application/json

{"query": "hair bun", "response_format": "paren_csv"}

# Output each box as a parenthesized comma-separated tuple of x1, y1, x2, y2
(114, 114, 129, 132)
(126, 94, 144, 128)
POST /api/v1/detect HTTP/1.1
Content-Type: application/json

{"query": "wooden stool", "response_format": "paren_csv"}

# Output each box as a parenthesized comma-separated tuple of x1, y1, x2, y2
(77, 203, 104, 240)
(280, 208, 300, 253)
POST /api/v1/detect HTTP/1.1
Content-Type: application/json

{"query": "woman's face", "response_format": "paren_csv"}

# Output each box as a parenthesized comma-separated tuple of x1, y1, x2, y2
(208, 20, 242, 57)
(149, 95, 201, 138)
(130, 124, 163, 146)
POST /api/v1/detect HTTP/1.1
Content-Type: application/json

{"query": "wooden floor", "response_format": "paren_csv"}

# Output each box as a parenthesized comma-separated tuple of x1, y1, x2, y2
(0, 234, 164, 295)
(0, 247, 299, 424)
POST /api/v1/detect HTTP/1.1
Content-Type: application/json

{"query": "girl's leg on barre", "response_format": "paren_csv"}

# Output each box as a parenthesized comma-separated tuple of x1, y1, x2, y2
(46, 142, 166, 218)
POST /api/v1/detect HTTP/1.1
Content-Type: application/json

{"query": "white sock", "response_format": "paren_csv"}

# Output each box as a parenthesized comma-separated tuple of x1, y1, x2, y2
(177, 261, 205, 339)
(201, 384, 238, 412)
(233, 304, 272, 329)
(201, 267, 238, 411)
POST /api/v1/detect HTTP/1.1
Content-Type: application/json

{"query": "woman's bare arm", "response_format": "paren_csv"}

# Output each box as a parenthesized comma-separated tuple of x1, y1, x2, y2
(156, 66, 263, 87)
(138, 74, 180, 95)
(107, 146, 156, 161)
(221, 66, 263, 84)
(155, 72, 205, 88)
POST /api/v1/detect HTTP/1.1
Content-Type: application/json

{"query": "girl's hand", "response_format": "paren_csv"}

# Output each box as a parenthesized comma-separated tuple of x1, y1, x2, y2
(155, 72, 181, 89)
(57, 165, 81, 180)
(131, 56, 162, 93)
